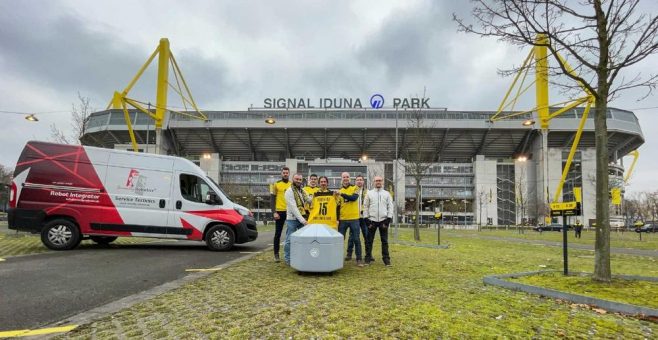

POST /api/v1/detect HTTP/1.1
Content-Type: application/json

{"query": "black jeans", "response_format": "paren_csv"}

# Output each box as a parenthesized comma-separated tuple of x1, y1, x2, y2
(346, 218, 368, 258)
(575, 227, 582, 238)
(365, 219, 390, 264)
(273, 211, 287, 256)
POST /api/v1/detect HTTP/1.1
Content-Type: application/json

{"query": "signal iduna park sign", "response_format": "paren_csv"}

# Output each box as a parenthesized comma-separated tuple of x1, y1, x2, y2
(263, 94, 431, 110)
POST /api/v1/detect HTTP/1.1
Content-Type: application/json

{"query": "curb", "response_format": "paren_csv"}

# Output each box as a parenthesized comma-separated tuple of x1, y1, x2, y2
(35, 248, 269, 339)
(483, 270, 658, 317)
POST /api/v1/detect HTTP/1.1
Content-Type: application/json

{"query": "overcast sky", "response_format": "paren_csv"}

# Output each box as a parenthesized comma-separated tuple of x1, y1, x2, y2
(1, 0, 657, 193)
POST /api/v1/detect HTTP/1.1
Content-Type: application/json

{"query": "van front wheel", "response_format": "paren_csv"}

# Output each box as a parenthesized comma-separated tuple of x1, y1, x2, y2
(41, 219, 81, 250)
(206, 225, 235, 251)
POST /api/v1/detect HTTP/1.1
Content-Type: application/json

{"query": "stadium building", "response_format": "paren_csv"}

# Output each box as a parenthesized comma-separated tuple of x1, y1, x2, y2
(81, 106, 644, 226)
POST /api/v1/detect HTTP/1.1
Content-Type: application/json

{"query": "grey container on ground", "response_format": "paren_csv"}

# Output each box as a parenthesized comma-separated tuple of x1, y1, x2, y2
(290, 224, 344, 272)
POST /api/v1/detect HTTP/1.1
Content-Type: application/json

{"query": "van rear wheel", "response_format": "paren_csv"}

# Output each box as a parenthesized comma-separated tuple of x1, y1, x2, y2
(206, 225, 235, 251)
(41, 219, 81, 250)
(90, 236, 118, 244)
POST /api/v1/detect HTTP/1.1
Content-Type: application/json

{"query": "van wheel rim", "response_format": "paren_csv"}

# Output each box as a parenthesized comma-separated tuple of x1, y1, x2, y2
(211, 230, 230, 248)
(48, 225, 72, 246)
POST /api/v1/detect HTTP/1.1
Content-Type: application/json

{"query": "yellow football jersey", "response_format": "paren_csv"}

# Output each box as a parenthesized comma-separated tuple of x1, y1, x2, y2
(338, 185, 360, 220)
(308, 191, 338, 229)
(303, 186, 320, 196)
(270, 180, 291, 212)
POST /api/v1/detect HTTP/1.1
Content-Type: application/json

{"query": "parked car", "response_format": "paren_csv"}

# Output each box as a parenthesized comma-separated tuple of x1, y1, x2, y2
(635, 224, 658, 233)
(534, 223, 569, 232)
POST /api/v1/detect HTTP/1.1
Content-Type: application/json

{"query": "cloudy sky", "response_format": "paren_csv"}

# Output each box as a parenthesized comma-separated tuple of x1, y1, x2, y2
(1, 0, 657, 193)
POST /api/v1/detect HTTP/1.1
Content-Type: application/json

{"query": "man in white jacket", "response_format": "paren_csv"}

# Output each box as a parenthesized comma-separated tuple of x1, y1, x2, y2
(363, 176, 394, 266)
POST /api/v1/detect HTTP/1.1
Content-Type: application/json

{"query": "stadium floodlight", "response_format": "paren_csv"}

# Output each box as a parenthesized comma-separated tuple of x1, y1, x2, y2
(265, 116, 276, 124)
(25, 114, 39, 122)
(517, 155, 528, 162)
(522, 119, 535, 126)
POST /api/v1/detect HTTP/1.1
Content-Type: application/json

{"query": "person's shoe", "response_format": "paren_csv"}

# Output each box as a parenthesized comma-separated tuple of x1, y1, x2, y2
(356, 260, 364, 267)
(384, 260, 392, 267)
(344, 256, 352, 261)
(274, 254, 280, 263)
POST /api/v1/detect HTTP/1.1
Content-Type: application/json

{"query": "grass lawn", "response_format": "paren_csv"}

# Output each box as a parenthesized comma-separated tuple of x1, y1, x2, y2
(0, 223, 171, 258)
(475, 228, 658, 250)
(512, 271, 658, 309)
(387, 225, 658, 250)
(59, 228, 657, 338)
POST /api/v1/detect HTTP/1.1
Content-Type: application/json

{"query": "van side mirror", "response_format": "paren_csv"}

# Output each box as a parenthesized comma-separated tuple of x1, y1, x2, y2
(205, 191, 219, 205)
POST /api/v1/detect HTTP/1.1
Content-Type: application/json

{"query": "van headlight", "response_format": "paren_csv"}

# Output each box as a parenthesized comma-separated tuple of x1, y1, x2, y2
(235, 207, 253, 217)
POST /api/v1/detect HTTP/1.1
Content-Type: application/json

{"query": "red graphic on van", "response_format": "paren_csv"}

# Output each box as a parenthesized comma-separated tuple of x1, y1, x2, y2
(125, 169, 140, 188)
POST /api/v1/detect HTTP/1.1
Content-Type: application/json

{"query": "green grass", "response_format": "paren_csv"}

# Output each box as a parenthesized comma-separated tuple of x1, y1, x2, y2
(476, 228, 658, 250)
(512, 271, 658, 309)
(390, 226, 658, 250)
(0, 223, 171, 258)
(59, 229, 657, 339)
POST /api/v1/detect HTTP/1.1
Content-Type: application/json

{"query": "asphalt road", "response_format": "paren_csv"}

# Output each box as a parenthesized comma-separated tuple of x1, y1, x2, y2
(0, 231, 273, 331)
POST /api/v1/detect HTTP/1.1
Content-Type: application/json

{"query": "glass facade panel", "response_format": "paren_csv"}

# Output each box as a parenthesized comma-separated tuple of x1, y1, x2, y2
(109, 111, 135, 125)
(497, 164, 516, 225)
(562, 151, 583, 202)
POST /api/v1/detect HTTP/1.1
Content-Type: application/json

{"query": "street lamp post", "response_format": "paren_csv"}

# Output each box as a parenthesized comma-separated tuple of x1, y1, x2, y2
(256, 196, 263, 224)
(394, 107, 399, 241)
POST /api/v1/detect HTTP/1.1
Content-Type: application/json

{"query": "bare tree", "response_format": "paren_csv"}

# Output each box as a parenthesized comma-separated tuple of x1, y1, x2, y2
(622, 192, 641, 225)
(515, 166, 530, 226)
(476, 189, 488, 231)
(51, 93, 94, 144)
(220, 182, 256, 210)
(456, 0, 658, 282)
(641, 191, 658, 222)
(401, 91, 435, 241)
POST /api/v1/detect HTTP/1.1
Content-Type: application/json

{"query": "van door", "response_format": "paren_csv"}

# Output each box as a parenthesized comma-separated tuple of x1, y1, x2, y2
(169, 172, 223, 240)
(102, 156, 172, 238)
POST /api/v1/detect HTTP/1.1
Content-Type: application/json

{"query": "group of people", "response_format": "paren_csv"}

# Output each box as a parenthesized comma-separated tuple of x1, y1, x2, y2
(270, 167, 394, 267)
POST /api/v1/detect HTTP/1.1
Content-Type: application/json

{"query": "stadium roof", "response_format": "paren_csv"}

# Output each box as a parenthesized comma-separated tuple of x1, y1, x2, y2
(82, 108, 644, 163)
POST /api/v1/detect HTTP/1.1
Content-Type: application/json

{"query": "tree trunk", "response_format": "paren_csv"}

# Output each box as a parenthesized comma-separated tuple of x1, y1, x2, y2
(593, 0, 611, 282)
(593, 95, 611, 282)
(414, 184, 421, 241)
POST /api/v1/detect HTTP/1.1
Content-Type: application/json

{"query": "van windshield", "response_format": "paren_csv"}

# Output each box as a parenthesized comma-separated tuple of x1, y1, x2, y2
(207, 176, 232, 201)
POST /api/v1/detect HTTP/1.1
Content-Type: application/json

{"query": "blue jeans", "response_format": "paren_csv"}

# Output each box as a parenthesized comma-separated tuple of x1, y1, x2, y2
(284, 219, 305, 264)
(339, 219, 362, 261)
(347, 218, 368, 258)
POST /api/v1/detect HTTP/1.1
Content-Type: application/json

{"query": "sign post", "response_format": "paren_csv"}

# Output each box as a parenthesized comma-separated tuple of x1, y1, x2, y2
(434, 212, 442, 245)
(550, 201, 581, 276)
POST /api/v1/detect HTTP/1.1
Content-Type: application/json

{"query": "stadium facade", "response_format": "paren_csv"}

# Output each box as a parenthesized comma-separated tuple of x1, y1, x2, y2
(81, 106, 644, 226)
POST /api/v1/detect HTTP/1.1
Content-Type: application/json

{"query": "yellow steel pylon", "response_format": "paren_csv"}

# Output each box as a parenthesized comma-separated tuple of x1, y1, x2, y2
(108, 38, 207, 153)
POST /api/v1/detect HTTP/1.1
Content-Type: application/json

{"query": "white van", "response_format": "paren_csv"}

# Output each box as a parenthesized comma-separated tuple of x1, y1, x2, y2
(8, 141, 257, 250)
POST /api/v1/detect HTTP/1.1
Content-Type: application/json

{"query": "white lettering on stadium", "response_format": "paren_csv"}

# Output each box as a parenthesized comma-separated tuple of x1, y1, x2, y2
(263, 97, 431, 109)
(264, 98, 364, 109)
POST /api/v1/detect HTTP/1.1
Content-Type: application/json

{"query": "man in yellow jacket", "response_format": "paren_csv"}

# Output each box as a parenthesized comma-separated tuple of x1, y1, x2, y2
(338, 172, 364, 267)
(270, 167, 291, 262)
(346, 175, 368, 261)
(303, 173, 320, 217)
